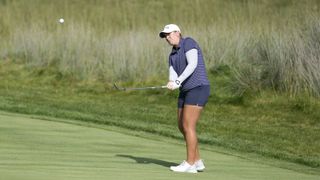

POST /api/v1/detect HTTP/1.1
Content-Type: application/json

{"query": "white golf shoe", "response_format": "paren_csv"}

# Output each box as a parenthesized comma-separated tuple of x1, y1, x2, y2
(195, 159, 205, 171)
(170, 161, 197, 173)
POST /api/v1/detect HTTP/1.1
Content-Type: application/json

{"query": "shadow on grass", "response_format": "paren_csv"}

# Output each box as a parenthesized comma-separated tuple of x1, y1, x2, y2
(116, 154, 178, 168)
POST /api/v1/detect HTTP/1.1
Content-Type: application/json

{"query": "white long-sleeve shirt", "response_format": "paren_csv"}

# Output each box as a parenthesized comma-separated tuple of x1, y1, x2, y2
(169, 48, 198, 83)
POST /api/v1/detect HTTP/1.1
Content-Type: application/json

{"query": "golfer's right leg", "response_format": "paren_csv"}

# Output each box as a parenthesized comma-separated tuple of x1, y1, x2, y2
(178, 108, 200, 162)
(178, 108, 185, 137)
(170, 108, 197, 173)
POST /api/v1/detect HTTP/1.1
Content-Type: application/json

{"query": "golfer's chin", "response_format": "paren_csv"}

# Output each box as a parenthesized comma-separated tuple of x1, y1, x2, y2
(166, 40, 174, 46)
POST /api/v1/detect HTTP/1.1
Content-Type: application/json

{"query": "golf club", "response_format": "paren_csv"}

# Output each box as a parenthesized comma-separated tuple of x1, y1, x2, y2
(113, 83, 166, 91)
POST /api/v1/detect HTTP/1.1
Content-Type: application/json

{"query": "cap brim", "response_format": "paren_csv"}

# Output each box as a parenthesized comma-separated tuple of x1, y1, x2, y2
(159, 32, 167, 38)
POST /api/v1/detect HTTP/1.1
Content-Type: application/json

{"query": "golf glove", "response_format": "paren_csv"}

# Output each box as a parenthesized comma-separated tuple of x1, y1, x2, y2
(167, 80, 181, 90)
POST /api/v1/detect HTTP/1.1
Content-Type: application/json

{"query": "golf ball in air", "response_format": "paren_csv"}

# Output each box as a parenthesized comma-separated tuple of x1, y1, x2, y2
(59, 18, 64, 24)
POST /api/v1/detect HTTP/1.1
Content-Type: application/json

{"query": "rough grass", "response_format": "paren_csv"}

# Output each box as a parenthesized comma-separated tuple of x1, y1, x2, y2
(1, 0, 320, 96)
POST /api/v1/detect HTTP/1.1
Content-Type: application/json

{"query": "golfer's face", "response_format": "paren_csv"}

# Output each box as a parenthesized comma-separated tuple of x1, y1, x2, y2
(164, 31, 180, 46)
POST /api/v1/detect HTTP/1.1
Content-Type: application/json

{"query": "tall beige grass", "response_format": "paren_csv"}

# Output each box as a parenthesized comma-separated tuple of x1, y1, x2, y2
(5, 24, 169, 82)
(223, 16, 320, 96)
(1, 0, 320, 96)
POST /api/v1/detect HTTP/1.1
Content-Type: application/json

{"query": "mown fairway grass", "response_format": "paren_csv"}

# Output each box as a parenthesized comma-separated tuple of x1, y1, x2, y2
(1, 112, 320, 180)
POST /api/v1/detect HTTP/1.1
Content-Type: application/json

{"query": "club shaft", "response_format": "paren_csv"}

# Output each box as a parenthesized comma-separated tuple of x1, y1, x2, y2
(124, 86, 166, 90)
(114, 83, 166, 91)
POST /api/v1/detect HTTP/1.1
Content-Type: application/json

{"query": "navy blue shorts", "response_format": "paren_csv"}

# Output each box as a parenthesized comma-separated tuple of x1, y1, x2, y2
(178, 85, 210, 108)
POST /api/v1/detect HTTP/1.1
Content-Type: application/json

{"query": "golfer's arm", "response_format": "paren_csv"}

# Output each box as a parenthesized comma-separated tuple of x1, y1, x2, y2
(176, 49, 198, 83)
(169, 66, 178, 81)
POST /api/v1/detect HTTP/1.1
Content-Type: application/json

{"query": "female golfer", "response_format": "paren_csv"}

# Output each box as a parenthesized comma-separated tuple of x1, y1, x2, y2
(159, 24, 210, 173)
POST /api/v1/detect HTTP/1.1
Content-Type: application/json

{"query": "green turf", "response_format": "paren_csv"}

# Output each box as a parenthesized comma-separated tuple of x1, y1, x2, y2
(0, 112, 319, 180)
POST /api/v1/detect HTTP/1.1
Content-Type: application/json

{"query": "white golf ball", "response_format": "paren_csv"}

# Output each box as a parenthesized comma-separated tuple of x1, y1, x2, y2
(59, 18, 64, 24)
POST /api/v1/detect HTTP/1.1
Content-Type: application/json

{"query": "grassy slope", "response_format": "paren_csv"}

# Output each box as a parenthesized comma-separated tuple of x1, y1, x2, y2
(0, 62, 319, 173)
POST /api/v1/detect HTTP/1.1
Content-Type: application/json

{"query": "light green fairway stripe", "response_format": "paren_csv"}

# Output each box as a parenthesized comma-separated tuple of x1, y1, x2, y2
(0, 113, 319, 180)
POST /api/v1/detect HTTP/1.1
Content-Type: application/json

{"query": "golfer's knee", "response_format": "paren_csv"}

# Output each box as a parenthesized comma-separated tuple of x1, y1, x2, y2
(183, 123, 194, 134)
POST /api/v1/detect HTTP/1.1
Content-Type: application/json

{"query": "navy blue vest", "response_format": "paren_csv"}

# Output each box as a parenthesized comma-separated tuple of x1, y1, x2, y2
(169, 37, 210, 91)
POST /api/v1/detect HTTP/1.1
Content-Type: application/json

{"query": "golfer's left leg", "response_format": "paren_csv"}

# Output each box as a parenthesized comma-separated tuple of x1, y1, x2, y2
(183, 105, 203, 165)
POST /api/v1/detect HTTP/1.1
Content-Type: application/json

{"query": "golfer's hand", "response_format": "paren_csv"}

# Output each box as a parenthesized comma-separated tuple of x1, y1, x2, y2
(167, 80, 180, 90)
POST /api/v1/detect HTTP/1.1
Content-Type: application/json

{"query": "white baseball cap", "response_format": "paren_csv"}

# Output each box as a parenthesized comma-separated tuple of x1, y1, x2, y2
(159, 24, 181, 38)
